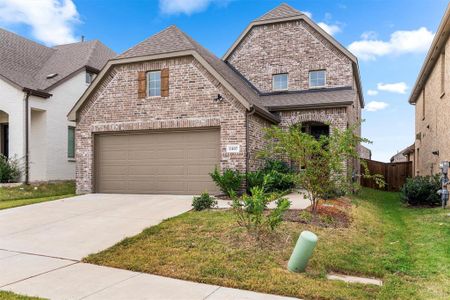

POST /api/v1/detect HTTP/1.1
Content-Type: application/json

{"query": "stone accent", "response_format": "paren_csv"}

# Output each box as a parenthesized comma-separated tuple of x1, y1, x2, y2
(227, 20, 353, 93)
(76, 56, 248, 193)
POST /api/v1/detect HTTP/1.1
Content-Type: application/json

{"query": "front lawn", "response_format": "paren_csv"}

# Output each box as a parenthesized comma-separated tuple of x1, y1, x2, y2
(0, 291, 45, 300)
(0, 181, 75, 210)
(84, 188, 450, 299)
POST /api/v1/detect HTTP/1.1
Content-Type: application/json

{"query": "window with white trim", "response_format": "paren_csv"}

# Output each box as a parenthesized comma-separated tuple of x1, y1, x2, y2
(147, 71, 161, 97)
(309, 70, 326, 88)
(272, 73, 288, 91)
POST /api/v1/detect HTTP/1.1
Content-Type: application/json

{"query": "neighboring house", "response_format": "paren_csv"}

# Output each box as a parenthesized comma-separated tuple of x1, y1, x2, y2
(359, 145, 372, 160)
(390, 144, 415, 163)
(0, 28, 115, 182)
(409, 4, 450, 176)
(69, 4, 364, 194)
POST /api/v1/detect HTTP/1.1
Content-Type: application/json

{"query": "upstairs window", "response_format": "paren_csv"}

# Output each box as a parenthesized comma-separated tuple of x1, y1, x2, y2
(272, 73, 288, 91)
(309, 70, 326, 88)
(147, 71, 161, 97)
(86, 72, 95, 84)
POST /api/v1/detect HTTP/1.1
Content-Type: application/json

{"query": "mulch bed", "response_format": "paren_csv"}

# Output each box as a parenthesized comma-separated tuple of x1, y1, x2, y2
(283, 198, 352, 228)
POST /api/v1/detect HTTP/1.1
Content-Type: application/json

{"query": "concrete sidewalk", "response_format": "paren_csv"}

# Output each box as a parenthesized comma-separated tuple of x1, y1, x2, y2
(0, 250, 296, 300)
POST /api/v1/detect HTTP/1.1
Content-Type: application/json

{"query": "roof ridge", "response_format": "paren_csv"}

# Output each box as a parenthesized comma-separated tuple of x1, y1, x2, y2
(256, 3, 303, 21)
(85, 40, 100, 67)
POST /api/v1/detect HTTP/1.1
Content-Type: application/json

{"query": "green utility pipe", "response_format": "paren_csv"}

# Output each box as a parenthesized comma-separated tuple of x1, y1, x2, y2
(288, 231, 318, 273)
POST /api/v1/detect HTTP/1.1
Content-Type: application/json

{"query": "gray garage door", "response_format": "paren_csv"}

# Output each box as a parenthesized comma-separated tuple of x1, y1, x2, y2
(95, 129, 220, 194)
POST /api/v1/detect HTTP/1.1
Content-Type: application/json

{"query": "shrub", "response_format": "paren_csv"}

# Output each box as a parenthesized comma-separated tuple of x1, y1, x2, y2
(192, 192, 217, 211)
(231, 186, 290, 239)
(247, 160, 295, 194)
(0, 155, 21, 183)
(210, 167, 244, 197)
(401, 175, 441, 206)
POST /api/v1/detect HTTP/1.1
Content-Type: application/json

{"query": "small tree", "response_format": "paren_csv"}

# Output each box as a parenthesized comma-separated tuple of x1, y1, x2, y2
(261, 123, 384, 215)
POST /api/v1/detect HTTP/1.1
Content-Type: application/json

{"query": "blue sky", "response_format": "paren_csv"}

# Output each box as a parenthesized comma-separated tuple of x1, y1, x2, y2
(0, 0, 448, 161)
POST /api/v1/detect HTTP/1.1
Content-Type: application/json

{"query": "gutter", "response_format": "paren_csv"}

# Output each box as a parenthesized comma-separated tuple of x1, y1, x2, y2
(245, 106, 257, 190)
(23, 91, 30, 184)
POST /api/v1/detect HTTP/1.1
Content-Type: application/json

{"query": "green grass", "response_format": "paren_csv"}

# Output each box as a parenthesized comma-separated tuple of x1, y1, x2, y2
(0, 291, 45, 300)
(84, 188, 450, 299)
(0, 181, 75, 210)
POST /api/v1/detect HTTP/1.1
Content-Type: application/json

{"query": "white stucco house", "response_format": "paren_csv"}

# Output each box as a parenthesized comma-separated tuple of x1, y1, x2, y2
(0, 28, 115, 182)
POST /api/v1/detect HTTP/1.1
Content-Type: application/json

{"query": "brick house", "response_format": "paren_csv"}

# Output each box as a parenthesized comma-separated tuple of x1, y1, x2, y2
(409, 4, 450, 176)
(69, 4, 364, 194)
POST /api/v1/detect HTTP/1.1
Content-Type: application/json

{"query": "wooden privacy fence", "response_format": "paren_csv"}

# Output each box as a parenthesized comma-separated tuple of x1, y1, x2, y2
(360, 159, 413, 192)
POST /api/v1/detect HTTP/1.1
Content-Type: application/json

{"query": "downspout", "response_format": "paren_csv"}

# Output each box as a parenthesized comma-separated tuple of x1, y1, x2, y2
(245, 106, 256, 189)
(23, 91, 30, 184)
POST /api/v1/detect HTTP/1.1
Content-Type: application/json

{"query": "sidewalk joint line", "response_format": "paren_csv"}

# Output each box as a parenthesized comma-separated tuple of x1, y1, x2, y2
(0, 261, 79, 288)
(0, 248, 79, 262)
(203, 286, 221, 299)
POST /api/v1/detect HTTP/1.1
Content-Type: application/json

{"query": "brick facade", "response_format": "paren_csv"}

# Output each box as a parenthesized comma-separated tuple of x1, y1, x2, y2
(76, 56, 253, 193)
(414, 35, 450, 176)
(74, 13, 362, 194)
(227, 20, 354, 93)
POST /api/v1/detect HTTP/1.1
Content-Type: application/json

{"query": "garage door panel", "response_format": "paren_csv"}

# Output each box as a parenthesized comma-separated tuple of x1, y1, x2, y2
(95, 129, 220, 194)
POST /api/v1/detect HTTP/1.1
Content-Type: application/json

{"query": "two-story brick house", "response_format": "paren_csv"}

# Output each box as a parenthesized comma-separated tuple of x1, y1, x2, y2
(409, 4, 450, 176)
(68, 4, 364, 194)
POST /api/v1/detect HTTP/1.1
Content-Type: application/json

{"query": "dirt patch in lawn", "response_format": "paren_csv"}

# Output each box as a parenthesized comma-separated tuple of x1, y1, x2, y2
(284, 198, 352, 228)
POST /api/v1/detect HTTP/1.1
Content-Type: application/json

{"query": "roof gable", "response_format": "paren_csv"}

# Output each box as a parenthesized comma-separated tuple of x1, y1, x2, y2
(0, 28, 116, 93)
(70, 26, 278, 123)
(256, 3, 303, 21)
(222, 4, 364, 107)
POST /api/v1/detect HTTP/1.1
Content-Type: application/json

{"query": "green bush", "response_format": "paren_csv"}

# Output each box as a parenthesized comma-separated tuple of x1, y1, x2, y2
(192, 192, 217, 211)
(401, 175, 441, 206)
(231, 186, 290, 239)
(0, 155, 21, 183)
(210, 167, 244, 197)
(247, 160, 295, 193)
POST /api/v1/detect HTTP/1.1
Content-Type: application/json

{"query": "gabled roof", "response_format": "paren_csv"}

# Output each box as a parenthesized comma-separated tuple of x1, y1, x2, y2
(257, 3, 303, 21)
(222, 3, 364, 107)
(409, 3, 450, 104)
(70, 26, 278, 122)
(0, 28, 115, 94)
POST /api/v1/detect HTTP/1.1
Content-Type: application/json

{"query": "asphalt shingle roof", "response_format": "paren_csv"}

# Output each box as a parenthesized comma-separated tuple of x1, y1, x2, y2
(0, 28, 116, 91)
(117, 26, 274, 119)
(256, 3, 303, 21)
(260, 87, 356, 110)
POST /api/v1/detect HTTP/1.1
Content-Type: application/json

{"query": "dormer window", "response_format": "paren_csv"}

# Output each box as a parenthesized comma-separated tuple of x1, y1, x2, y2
(309, 70, 326, 88)
(272, 73, 288, 91)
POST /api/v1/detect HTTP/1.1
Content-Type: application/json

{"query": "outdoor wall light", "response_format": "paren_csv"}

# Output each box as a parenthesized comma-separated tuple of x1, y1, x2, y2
(214, 94, 224, 102)
(432, 150, 440, 156)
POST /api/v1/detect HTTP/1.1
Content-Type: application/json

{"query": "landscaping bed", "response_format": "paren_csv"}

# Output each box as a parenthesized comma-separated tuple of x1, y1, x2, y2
(0, 181, 75, 210)
(84, 188, 449, 299)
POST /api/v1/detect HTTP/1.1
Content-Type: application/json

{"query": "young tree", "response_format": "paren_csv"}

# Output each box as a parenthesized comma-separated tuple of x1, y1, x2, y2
(261, 123, 384, 215)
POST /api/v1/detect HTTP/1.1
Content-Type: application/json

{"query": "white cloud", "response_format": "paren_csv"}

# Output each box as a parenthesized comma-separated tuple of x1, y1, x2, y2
(159, 0, 227, 15)
(348, 27, 434, 61)
(367, 89, 379, 96)
(365, 101, 389, 112)
(377, 82, 408, 94)
(0, 0, 79, 45)
(302, 11, 341, 36)
(302, 11, 312, 19)
(318, 22, 342, 36)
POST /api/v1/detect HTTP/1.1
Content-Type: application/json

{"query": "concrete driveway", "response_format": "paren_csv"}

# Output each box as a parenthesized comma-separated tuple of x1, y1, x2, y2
(0, 194, 193, 260)
(0, 194, 296, 299)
